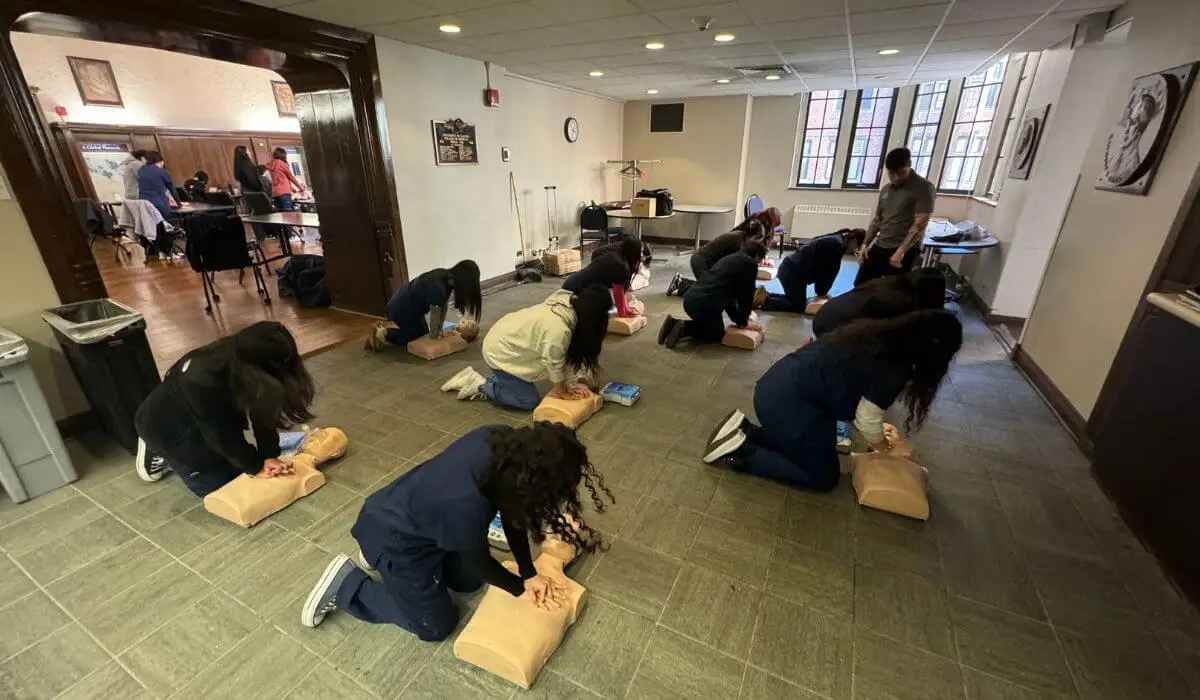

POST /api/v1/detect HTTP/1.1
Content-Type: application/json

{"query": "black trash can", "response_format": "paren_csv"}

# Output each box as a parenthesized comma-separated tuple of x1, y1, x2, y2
(42, 299, 160, 454)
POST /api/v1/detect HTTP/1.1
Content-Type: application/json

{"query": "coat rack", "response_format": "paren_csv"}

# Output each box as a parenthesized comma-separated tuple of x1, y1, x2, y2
(606, 159, 661, 201)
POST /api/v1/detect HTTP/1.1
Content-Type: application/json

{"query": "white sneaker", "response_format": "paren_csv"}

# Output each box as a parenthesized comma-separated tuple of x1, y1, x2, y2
(707, 409, 746, 449)
(440, 366, 478, 393)
(702, 430, 746, 464)
(456, 369, 486, 401)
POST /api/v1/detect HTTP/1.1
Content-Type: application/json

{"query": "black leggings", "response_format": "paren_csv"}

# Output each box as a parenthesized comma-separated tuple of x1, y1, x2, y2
(682, 296, 727, 344)
(155, 441, 244, 497)
(689, 253, 709, 280)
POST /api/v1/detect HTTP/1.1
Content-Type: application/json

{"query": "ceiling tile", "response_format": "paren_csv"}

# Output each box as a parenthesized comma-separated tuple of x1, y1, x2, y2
(424, 0, 514, 10)
(446, 2, 565, 35)
(527, 0, 643, 22)
(755, 16, 848, 42)
(243, 0, 307, 7)
(628, 0, 716, 10)
(849, 5, 951, 33)
(650, 2, 752, 31)
(284, 0, 434, 27)
(936, 16, 1042, 40)
(738, 0, 843, 24)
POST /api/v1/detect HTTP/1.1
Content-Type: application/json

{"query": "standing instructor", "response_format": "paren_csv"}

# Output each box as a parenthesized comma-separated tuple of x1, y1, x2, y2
(855, 147, 935, 286)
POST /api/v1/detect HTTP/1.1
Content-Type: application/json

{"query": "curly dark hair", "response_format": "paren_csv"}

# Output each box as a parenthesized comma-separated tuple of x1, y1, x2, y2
(485, 422, 614, 554)
(821, 309, 962, 433)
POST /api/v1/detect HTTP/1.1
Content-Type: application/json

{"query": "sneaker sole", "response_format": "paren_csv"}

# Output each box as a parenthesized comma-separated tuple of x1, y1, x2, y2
(707, 409, 746, 449)
(440, 366, 476, 392)
(703, 431, 746, 464)
(134, 438, 164, 483)
(301, 555, 351, 628)
(664, 320, 685, 349)
(657, 316, 675, 345)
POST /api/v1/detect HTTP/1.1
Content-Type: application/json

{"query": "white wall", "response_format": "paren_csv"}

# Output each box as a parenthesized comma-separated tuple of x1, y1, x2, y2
(374, 38, 623, 281)
(622, 96, 752, 241)
(11, 32, 299, 133)
(1022, 0, 1200, 418)
(0, 164, 88, 420)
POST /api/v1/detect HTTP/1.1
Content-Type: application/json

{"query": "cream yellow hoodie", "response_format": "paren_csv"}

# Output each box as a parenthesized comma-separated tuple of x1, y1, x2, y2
(482, 289, 576, 383)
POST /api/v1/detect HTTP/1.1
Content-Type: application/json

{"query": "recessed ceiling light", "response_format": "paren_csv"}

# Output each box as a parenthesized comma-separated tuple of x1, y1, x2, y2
(645, 41, 665, 50)
(714, 32, 735, 42)
(875, 75, 890, 80)
(646, 89, 659, 94)
(716, 78, 731, 84)
(589, 70, 604, 77)
(764, 74, 781, 81)
(877, 48, 899, 55)
(439, 23, 461, 33)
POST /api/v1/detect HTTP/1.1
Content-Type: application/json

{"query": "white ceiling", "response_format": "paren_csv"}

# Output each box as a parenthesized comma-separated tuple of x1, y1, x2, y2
(248, 0, 1122, 99)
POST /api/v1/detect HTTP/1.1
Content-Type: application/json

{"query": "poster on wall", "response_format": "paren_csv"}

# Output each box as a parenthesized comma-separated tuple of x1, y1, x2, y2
(1008, 104, 1050, 180)
(272, 81, 297, 118)
(79, 142, 131, 202)
(67, 57, 124, 107)
(1096, 61, 1198, 196)
(431, 119, 479, 165)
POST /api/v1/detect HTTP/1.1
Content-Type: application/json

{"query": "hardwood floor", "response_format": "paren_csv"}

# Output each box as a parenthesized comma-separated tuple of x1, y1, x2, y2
(92, 236, 377, 373)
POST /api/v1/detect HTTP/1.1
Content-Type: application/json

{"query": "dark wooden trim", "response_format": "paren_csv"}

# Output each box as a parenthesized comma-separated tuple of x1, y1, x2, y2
(1012, 344, 1093, 455)
(52, 122, 303, 141)
(1088, 159, 1200, 437)
(55, 410, 99, 439)
(0, 0, 404, 314)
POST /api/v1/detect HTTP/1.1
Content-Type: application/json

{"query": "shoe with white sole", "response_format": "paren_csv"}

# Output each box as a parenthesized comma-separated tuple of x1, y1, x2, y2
(301, 554, 357, 628)
(487, 513, 510, 551)
(354, 548, 379, 579)
(364, 322, 388, 352)
(456, 369, 486, 401)
(441, 366, 478, 393)
(135, 438, 170, 482)
(707, 409, 746, 449)
(703, 430, 746, 464)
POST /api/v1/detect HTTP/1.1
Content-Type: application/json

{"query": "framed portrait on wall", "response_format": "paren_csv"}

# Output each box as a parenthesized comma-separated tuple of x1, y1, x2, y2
(67, 57, 123, 107)
(1096, 61, 1198, 195)
(272, 80, 297, 118)
(1008, 104, 1050, 180)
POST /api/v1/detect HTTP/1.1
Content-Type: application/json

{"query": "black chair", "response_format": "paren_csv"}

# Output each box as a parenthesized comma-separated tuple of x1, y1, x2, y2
(238, 192, 274, 215)
(205, 191, 237, 208)
(580, 204, 617, 253)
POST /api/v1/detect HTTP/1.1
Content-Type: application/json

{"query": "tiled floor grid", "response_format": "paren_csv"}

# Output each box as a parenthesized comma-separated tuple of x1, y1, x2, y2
(1, 253, 1197, 699)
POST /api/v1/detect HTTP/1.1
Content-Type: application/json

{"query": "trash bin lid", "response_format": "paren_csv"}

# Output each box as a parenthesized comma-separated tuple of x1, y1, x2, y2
(41, 298, 143, 344)
(0, 326, 29, 368)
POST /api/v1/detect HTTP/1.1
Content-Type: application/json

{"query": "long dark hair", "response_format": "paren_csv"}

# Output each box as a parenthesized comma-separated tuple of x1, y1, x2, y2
(226, 322, 315, 429)
(485, 422, 613, 553)
(565, 284, 611, 374)
(233, 145, 251, 162)
(821, 310, 962, 433)
(615, 238, 642, 286)
(449, 260, 482, 320)
(732, 216, 766, 240)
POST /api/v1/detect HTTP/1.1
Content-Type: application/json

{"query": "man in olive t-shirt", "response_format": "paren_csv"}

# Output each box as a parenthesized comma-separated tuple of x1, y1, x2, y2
(856, 147, 935, 286)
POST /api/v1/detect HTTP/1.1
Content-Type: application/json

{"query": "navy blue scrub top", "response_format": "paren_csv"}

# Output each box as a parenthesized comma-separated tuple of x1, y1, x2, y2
(756, 340, 910, 422)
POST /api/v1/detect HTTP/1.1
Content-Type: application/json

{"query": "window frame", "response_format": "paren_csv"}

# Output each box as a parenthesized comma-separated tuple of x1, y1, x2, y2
(939, 58, 1009, 195)
(842, 87, 898, 189)
(905, 80, 950, 180)
(795, 89, 846, 189)
(987, 55, 1034, 199)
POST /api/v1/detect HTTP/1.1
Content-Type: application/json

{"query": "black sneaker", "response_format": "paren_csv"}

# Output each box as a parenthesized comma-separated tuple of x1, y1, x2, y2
(666, 273, 682, 297)
(657, 314, 677, 345)
(301, 554, 357, 628)
(664, 317, 686, 350)
(135, 438, 170, 483)
(707, 409, 746, 449)
(703, 430, 746, 463)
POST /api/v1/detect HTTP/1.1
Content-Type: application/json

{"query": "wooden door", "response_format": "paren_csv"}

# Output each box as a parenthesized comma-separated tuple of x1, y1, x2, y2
(131, 132, 159, 154)
(188, 137, 247, 190)
(294, 89, 388, 314)
(157, 135, 198, 187)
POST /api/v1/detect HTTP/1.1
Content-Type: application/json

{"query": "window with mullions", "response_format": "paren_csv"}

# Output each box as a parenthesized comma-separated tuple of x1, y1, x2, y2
(845, 88, 896, 188)
(906, 80, 949, 178)
(796, 90, 845, 187)
(940, 57, 1008, 193)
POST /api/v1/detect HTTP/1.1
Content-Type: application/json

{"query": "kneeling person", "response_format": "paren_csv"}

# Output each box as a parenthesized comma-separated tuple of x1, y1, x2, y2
(300, 422, 612, 641)
(812, 267, 946, 336)
(660, 241, 768, 349)
(133, 322, 315, 496)
(758, 228, 864, 312)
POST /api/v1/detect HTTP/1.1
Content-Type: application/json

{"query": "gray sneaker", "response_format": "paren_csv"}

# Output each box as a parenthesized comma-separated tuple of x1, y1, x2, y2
(301, 554, 356, 628)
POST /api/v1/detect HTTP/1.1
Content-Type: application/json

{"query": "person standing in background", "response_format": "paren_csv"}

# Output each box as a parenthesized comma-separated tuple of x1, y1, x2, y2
(233, 145, 263, 195)
(122, 150, 147, 200)
(137, 151, 178, 219)
(855, 147, 935, 287)
(267, 147, 305, 211)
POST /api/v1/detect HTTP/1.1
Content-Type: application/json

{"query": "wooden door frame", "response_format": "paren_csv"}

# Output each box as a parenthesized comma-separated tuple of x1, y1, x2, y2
(0, 0, 405, 307)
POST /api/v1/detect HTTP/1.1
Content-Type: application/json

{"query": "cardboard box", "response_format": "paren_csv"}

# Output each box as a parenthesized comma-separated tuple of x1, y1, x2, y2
(543, 249, 581, 276)
(630, 197, 656, 218)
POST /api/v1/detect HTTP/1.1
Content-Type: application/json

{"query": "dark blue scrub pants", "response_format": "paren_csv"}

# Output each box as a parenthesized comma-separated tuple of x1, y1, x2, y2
(761, 263, 810, 314)
(682, 296, 727, 344)
(736, 389, 840, 491)
(336, 533, 483, 642)
(384, 291, 430, 346)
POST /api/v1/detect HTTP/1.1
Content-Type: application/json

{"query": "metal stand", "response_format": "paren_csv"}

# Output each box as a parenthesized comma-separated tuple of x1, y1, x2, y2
(677, 213, 704, 256)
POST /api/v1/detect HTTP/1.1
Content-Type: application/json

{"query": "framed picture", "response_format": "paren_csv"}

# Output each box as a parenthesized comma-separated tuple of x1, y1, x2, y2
(431, 119, 479, 165)
(1096, 61, 1198, 195)
(1008, 103, 1050, 180)
(272, 80, 297, 118)
(67, 57, 123, 107)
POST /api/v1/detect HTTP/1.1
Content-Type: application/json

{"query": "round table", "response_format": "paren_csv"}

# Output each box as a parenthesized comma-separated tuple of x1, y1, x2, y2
(671, 203, 735, 254)
(605, 208, 675, 240)
(919, 235, 999, 267)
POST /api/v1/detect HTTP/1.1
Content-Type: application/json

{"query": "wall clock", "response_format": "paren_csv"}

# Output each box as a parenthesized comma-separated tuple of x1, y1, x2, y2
(564, 117, 579, 143)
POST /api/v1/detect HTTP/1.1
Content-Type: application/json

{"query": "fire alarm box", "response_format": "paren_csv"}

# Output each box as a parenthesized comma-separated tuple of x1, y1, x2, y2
(484, 88, 500, 107)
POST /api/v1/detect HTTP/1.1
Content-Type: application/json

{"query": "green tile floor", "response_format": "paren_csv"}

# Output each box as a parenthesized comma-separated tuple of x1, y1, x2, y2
(1, 252, 1198, 699)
